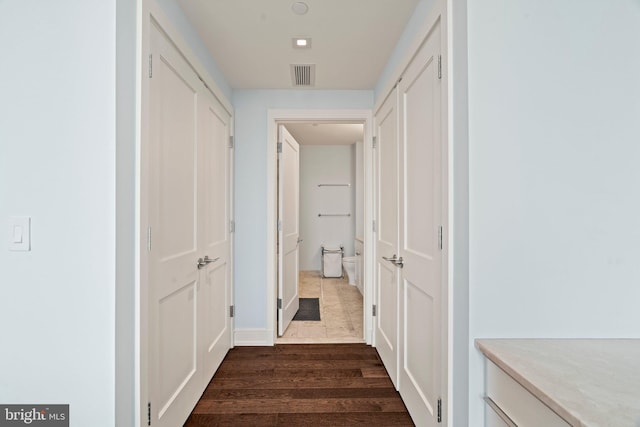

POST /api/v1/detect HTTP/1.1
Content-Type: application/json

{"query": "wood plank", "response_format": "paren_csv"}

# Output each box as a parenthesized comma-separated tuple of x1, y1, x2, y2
(204, 376, 394, 390)
(202, 387, 400, 400)
(221, 358, 383, 369)
(185, 413, 278, 426)
(225, 351, 378, 361)
(277, 412, 414, 426)
(192, 397, 409, 414)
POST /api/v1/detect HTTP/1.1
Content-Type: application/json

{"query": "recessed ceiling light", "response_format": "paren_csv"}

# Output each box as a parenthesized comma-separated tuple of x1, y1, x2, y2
(292, 38, 312, 49)
(292, 2, 309, 15)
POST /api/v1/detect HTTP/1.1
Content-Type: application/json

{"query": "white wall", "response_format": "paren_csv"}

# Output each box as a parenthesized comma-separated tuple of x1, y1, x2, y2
(298, 145, 355, 271)
(232, 90, 373, 330)
(0, 1, 116, 425)
(467, 1, 640, 424)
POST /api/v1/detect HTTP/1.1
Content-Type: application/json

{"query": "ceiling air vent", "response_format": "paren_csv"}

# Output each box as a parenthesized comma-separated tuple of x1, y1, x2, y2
(290, 64, 315, 87)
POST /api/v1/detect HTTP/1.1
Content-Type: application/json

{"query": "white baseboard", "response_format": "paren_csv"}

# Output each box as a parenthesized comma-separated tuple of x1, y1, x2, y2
(234, 328, 273, 346)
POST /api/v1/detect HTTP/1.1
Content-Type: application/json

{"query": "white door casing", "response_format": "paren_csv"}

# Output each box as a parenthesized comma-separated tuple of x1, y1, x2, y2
(374, 89, 401, 387)
(266, 110, 373, 346)
(148, 22, 232, 427)
(277, 125, 301, 336)
(397, 19, 444, 426)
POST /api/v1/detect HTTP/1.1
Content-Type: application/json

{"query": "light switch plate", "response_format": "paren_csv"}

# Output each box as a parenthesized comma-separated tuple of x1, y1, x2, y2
(9, 216, 30, 251)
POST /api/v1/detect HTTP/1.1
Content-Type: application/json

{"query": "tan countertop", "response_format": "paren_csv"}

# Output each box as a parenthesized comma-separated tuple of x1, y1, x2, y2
(475, 339, 640, 427)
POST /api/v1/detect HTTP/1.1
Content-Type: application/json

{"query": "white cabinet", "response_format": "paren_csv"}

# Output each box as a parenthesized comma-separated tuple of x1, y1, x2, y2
(484, 360, 570, 427)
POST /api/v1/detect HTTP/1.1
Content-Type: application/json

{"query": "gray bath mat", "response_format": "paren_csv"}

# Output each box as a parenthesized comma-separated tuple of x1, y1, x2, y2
(293, 298, 321, 321)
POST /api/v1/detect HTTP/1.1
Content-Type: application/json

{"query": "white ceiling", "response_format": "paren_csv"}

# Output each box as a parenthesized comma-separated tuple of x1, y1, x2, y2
(284, 123, 364, 145)
(177, 0, 420, 90)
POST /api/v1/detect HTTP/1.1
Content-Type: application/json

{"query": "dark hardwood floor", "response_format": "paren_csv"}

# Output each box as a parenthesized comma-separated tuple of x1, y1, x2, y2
(184, 343, 414, 426)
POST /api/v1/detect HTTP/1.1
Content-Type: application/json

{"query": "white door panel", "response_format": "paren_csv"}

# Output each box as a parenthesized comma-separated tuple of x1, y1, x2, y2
(278, 125, 300, 336)
(149, 24, 203, 427)
(199, 90, 232, 380)
(398, 20, 443, 427)
(202, 260, 230, 378)
(149, 23, 233, 427)
(374, 89, 400, 387)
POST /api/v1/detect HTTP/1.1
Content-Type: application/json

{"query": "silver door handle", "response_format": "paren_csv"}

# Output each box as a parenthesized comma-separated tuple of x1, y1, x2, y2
(197, 255, 220, 269)
(382, 254, 404, 268)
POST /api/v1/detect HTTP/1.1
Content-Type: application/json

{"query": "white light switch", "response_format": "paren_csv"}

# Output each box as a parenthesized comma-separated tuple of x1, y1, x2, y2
(9, 217, 30, 251)
(12, 225, 23, 243)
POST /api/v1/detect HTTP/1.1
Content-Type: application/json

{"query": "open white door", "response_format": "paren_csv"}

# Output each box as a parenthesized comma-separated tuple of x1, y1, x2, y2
(397, 20, 444, 426)
(148, 23, 233, 426)
(374, 89, 401, 387)
(277, 125, 300, 336)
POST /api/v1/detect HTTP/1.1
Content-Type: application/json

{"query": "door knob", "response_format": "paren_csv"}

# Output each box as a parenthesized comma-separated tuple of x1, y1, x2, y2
(197, 255, 220, 269)
(382, 254, 404, 268)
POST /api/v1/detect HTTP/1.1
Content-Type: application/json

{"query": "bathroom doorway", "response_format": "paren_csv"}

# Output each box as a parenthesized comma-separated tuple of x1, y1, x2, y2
(278, 122, 365, 343)
(266, 109, 374, 345)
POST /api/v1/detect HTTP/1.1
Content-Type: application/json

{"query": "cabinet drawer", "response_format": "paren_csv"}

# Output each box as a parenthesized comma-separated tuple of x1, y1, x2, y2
(486, 360, 569, 427)
(485, 397, 515, 427)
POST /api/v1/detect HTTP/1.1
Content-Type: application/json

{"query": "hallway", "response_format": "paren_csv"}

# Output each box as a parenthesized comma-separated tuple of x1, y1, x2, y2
(278, 271, 364, 343)
(184, 344, 413, 426)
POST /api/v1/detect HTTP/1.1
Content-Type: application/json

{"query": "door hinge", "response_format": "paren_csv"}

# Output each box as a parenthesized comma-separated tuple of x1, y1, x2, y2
(437, 398, 442, 423)
(372, 305, 377, 316)
(147, 402, 151, 426)
(277, 219, 282, 232)
(372, 220, 377, 233)
(148, 54, 153, 78)
(438, 225, 443, 250)
(277, 298, 282, 309)
(277, 142, 283, 154)
(229, 135, 234, 149)
(230, 220, 235, 233)
(229, 305, 235, 318)
(437, 55, 442, 80)
(372, 136, 377, 149)
(147, 226, 152, 252)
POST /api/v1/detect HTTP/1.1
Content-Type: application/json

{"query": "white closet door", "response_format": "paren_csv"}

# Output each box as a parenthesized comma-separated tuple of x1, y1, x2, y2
(397, 20, 444, 426)
(148, 23, 233, 427)
(374, 89, 400, 387)
(277, 125, 300, 336)
(148, 23, 204, 427)
(198, 89, 233, 381)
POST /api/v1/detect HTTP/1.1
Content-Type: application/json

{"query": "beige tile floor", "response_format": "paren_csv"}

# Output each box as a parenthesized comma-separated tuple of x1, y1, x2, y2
(277, 270, 364, 344)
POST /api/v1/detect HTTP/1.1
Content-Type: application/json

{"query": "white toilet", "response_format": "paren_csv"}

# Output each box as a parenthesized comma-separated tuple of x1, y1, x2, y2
(342, 256, 357, 286)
